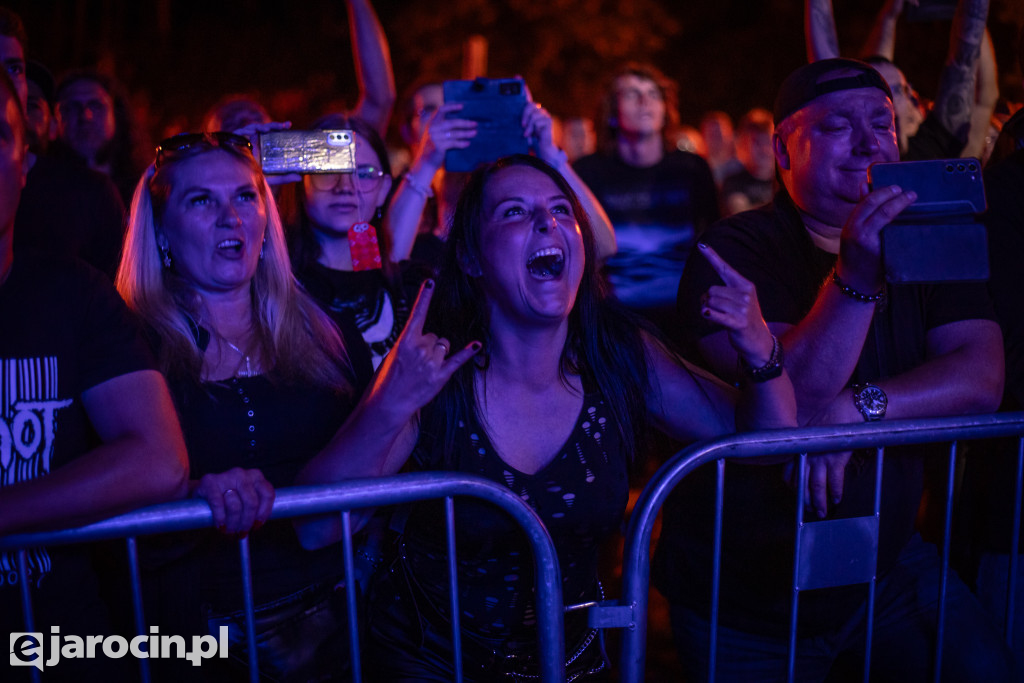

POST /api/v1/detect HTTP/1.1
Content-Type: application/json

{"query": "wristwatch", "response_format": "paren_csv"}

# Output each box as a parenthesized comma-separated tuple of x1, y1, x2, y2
(852, 383, 887, 422)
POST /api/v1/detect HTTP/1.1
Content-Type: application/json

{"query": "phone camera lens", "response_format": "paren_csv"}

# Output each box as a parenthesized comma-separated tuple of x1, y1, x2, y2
(956, 163, 965, 172)
(945, 164, 954, 172)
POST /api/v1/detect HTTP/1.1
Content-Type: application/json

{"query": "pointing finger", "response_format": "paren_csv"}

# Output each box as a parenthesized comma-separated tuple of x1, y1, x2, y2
(698, 243, 751, 289)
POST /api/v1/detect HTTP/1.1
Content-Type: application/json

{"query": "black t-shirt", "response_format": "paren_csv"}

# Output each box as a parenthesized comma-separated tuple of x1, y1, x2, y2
(0, 251, 155, 674)
(296, 261, 429, 369)
(15, 153, 127, 280)
(657, 191, 995, 636)
(984, 150, 1024, 410)
(721, 168, 774, 211)
(574, 150, 719, 329)
(904, 113, 964, 162)
(965, 149, 1024, 553)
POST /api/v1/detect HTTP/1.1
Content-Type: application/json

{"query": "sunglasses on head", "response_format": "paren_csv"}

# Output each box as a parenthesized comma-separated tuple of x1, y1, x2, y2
(154, 132, 253, 167)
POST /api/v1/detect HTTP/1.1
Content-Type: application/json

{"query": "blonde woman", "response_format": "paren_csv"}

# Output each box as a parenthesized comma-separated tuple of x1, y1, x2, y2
(116, 132, 373, 680)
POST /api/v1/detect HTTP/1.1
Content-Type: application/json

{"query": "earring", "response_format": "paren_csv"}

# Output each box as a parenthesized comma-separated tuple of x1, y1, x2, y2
(375, 206, 383, 222)
(159, 246, 172, 269)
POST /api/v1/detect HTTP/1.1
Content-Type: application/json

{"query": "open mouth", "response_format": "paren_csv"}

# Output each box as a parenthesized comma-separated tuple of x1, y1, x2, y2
(526, 247, 565, 279)
(217, 238, 244, 253)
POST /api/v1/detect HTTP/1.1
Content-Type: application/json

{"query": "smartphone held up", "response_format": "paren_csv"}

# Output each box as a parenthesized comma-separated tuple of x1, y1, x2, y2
(442, 77, 529, 172)
(867, 158, 989, 284)
(259, 129, 356, 175)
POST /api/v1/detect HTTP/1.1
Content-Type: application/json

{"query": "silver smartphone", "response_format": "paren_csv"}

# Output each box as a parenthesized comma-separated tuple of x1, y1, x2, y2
(259, 130, 356, 175)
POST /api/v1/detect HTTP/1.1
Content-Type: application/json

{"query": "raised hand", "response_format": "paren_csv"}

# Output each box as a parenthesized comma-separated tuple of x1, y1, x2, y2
(415, 103, 477, 171)
(233, 120, 303, 186)
(521, 100, 559, 162)
(371, 280, 481, 418)
(192, 467, 275, 537)
(837, 183, 917, 294)
(697, 243, 775, 368)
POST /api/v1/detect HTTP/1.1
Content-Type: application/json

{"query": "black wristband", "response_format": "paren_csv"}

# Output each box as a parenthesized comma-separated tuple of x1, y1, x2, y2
(739, 334, 785, 383)
(831, 271, 885, 304)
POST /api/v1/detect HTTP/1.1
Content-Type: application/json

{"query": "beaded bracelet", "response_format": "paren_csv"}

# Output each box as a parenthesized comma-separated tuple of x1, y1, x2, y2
(738, 334, 785, 383)
(831, 271, 885, 304)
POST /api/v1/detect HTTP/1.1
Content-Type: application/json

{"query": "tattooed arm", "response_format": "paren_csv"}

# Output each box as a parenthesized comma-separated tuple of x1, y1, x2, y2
(933, 0, 990, 145)
(962, 28, 998, 159)
(805, 0, 841, 62)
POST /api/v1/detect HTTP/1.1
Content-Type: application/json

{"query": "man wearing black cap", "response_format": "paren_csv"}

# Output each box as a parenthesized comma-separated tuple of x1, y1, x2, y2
(655, 58, 1010, 681)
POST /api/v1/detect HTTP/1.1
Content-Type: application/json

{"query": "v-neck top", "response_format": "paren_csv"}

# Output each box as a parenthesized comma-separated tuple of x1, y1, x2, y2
(403, 385, 629, 639)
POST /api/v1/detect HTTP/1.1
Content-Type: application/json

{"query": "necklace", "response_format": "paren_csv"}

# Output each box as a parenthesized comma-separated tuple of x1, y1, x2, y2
(222, 338, 260, 378)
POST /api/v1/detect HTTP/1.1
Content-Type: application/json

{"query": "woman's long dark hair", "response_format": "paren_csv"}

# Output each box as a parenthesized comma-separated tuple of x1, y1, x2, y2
(423, 154, 653, 469)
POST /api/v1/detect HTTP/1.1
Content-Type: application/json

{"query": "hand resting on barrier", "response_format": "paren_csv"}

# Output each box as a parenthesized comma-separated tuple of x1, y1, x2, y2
(192, 466, 275, 536)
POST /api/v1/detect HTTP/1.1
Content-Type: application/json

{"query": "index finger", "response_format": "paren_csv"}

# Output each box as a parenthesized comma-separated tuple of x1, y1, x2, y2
(403, 279, 436, 337)
(856, 184, 916, 222)
(698, 243, 749, 288)
(521, 101, 546, 128)
(520, 78, 534, 104)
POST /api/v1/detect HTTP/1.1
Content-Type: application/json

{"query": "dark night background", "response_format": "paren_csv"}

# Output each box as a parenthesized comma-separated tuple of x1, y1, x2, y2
(4, 3, 1021, 678)
(7, 0, 1023, 144)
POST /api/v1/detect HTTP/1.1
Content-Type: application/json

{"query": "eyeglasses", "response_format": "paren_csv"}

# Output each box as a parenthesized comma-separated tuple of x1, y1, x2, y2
(415, 104, 439, 122)
(308, 164, 387, 192)
(154, 132, 253, 167)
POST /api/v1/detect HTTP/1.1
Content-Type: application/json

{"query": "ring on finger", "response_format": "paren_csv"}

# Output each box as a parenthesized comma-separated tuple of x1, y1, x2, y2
(224, 489, 237, 496)
(435, 341, 450, 355)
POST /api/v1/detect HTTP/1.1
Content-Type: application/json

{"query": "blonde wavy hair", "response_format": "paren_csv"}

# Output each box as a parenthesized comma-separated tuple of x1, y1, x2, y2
(116, 137, 354, 393)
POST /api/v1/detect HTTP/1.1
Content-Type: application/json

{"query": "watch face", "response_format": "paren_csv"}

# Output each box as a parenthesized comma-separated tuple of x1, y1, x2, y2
(856, 385, 888, 419)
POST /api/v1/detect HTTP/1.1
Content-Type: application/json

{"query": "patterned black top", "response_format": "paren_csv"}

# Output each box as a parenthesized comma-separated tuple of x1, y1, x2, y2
(404, 384, 629, 639)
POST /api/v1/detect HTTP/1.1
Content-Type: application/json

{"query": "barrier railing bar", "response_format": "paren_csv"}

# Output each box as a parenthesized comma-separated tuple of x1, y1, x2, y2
(788, 453, 808, 683)
(340, 510, 362, 682)
(1008, 437, 1023, 645)
(125, 536, 151, 683)
(17, 549, 39, 683)
(708, 458, 726, 683)
(618, 413, 1024, 683)
(1, 473, 567, 683)
(863, 446, 885, 683)
(237, 536, 257, 683)
(932, 442, 958, 682)
(446, 496, 464, 683)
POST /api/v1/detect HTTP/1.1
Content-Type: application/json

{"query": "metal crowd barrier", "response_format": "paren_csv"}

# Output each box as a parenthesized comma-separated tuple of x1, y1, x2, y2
(0, 472, 567, 683)
(608, 412, 1024, 683)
